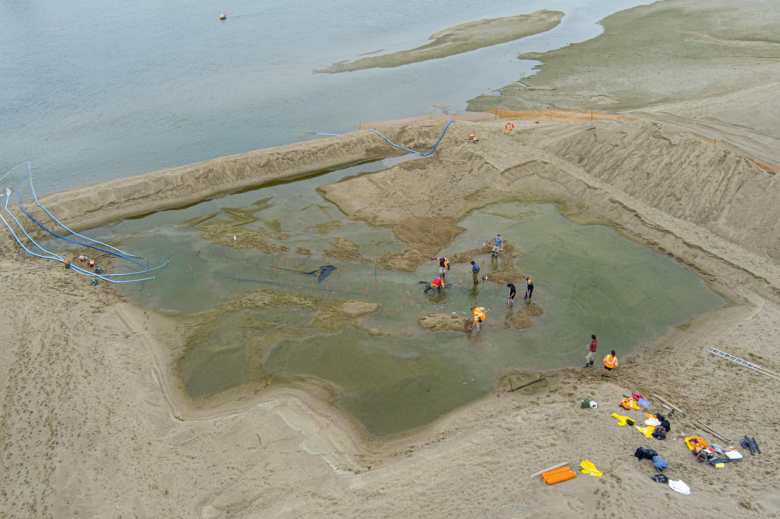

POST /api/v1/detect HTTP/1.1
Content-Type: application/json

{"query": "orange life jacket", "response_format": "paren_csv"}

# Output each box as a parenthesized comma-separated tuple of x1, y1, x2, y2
(603, 354, 618, 369)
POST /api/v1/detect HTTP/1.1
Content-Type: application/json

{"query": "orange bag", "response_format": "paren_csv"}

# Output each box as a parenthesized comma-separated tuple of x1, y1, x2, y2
(542, 466, 577, 485)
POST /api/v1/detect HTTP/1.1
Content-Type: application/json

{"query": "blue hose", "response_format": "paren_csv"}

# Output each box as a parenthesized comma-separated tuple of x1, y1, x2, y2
(368, 120, 454, 158)
(16, 196, 155, 269)
(26, 162, 141, 260)
(0, 179, 161, 283)
(0, 205, 156, 284)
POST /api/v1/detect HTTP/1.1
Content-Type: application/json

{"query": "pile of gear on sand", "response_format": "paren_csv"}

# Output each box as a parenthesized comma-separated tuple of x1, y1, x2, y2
(533, 392, 761, 496)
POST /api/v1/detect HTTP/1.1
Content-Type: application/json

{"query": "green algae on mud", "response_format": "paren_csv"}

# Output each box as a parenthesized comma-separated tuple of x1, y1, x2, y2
(317, 10, 563, 73)
(178, 288, 378, 398)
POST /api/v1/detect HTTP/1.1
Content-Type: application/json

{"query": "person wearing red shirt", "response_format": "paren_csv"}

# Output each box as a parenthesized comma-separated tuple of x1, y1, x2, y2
(585, 334, 598, 367)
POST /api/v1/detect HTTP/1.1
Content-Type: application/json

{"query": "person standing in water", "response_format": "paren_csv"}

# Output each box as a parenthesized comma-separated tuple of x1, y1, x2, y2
(491, 233, 503, 258)
(524, 275, 534, 301)
(438, 256, 450, 281)
(470, 306, 486, 333)
(585, 334, 598, 367)
(603, 350, 619, 371)
(506, 283, 517, 306)
(470, 260, 480, 286)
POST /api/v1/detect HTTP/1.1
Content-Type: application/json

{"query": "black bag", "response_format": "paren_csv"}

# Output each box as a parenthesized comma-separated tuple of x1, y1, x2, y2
(652, 427, 667, 440)
(651, 473, 669, 484)
(656, 413, 671, 432)
(634, 447, 657, 460)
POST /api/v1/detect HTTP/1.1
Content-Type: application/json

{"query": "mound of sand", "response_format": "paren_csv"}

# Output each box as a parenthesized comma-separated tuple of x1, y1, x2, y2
(317, 10, 563, 73)
(340, 301, 380, 317)
(417, 313, 469, 332)
(379, 217, 465, 271)
(505, 303, 544, 329)
(324, 237, 362, 261)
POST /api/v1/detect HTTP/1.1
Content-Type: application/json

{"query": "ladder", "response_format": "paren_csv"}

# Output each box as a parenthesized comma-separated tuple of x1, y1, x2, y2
(706, 347, 780, 381)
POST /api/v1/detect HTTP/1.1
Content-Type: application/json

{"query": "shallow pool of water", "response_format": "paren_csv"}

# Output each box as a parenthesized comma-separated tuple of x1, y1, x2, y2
(104, 165, 724, 436)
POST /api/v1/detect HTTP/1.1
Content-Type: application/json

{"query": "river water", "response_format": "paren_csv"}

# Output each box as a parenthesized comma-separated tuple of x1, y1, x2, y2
(1, 0, 652, 193)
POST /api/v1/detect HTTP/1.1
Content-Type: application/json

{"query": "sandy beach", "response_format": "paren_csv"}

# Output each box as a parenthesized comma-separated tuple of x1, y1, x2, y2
(2, 1, 780, 518)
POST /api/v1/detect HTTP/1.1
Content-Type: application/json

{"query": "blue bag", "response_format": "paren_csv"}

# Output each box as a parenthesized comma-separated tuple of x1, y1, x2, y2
(652, 454, 668, 471)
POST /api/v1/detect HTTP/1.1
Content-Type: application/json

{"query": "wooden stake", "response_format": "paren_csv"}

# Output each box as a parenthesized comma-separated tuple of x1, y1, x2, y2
(530, 462, 568, 479)
(652, 393, 730, 442)
(509, 377, 545, 393)
(651, 394, 686, 415)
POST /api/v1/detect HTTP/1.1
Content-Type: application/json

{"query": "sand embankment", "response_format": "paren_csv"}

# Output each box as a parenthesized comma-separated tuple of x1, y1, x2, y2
(317, 10, 563, 73)
(26, 129, 409, 234)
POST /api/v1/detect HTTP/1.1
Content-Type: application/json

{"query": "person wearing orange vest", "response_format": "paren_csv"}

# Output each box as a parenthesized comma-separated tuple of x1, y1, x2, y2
(603, 350, 619, 371)
(470, 306, 486, 333)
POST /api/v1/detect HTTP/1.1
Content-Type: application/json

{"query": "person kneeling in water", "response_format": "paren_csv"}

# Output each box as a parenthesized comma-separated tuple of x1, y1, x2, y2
(424, 276, 445, 294)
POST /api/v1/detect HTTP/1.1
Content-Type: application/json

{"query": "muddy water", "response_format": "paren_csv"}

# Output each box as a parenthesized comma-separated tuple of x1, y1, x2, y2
(106, 165, 725, 436)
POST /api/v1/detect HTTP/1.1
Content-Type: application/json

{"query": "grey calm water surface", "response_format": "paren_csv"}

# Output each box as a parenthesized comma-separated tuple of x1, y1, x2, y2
(2, 0, 652, 192)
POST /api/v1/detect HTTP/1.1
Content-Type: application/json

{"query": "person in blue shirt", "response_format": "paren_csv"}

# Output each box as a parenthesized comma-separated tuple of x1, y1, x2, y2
(491, 233, 503, 258)
(470, 260, 480, 285)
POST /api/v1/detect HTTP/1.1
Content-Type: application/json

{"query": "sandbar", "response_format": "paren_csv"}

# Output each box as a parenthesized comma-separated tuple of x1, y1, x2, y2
(317, 10, 563, 73)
